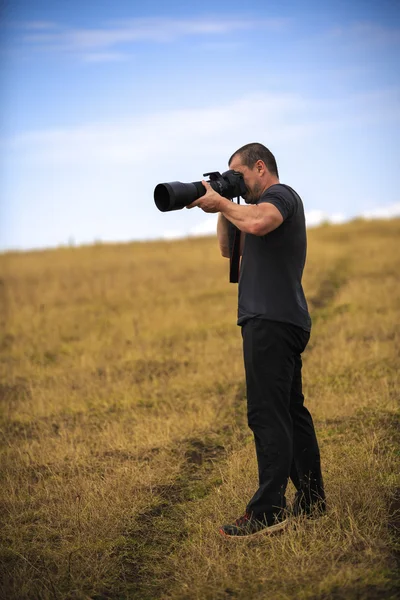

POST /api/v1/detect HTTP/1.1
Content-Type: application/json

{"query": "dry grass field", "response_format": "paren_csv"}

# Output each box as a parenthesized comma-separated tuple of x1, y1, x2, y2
(0, 218, 399, 600)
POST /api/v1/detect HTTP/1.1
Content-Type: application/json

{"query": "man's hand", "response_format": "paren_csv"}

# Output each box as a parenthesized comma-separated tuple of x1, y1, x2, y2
(186, 181, 225, 213)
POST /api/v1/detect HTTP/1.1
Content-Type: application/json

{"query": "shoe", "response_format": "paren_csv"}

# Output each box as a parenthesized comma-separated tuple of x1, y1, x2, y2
(219, 512, 288, 539)
(291, 492, 327, 519)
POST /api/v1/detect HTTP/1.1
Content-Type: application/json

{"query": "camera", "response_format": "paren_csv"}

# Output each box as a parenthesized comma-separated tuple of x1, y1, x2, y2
(154, 170, 247, 212)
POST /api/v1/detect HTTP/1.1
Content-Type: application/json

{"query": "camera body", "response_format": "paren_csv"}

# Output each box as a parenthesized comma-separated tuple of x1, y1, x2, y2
(154, 170, 247, 212)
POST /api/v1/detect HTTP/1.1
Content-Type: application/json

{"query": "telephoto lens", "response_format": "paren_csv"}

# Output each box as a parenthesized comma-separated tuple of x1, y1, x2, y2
(154, 170, 246, 212)
(154, 180, 206, 212)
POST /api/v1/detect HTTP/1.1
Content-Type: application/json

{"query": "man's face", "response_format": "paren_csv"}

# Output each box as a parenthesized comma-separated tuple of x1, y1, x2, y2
(229, 156, 263, 204)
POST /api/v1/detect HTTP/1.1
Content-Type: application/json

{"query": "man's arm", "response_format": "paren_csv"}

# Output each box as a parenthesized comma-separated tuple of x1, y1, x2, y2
(217, 213, 230, 258)
(187, 181, 283, 236)
(219, 197, 283, 236)
(217, 213, 245, 258)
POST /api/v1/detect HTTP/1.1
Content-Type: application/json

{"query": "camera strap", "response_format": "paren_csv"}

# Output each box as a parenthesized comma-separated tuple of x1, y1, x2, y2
(229, 196, 241, 284)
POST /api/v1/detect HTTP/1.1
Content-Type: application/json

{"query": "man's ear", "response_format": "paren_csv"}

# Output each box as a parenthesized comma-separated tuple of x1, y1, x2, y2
(256, 160, 264, 175)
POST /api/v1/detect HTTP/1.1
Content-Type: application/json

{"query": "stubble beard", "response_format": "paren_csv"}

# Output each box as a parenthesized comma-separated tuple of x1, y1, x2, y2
(244, 181, 263, 205)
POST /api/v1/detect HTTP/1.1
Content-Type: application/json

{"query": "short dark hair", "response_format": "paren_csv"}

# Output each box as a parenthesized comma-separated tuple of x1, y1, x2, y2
(228, 142, 279, 178)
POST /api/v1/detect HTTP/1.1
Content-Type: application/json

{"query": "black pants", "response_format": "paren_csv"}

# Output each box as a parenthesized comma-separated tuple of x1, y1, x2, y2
(241, 318, 325, 520)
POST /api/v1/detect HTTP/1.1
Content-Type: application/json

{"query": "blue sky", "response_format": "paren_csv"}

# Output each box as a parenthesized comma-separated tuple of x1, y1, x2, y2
(1, 0, 399, 250)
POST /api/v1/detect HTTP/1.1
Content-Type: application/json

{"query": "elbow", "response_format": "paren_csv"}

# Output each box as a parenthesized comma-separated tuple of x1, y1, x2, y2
(248, 218, 274, 237)
(247, 222, 265, 236)
(220, 245, 230, 258)
(247, 223, 260, 236)
(218, 237, 230, 257)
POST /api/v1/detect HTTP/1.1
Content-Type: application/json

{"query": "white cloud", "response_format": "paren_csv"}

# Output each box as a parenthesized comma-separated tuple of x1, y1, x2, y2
(161, 215, 217, 240)
(305, 210, 347, 228)
(162, 229, 185, 240)
(362, 202, 400, 220)
(6, 92, 310, 167)
(16, 17, 400, 63)
(20, 17, 288, 55)
(189, 215, 218, 236)
(10, 88, 397, 167)
(305, 203, 400, 229)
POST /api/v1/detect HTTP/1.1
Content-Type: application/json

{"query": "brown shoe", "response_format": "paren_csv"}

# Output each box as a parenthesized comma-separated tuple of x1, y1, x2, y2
(219, 512, 288, 539)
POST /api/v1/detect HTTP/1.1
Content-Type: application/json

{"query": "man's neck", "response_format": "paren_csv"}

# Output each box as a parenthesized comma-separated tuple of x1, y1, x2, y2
(262, 177, 280, 194)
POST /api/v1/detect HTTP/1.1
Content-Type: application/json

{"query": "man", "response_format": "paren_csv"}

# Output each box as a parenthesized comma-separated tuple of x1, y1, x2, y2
(187, 142, 325, 539)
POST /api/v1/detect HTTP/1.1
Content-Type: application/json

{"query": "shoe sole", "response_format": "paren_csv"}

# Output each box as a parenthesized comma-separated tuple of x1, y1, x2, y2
(219, 518, 288, 540)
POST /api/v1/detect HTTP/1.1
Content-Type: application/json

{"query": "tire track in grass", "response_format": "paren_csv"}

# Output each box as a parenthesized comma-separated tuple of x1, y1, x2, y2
(112, 437, 227, 600)
(308, 257, 349, 315)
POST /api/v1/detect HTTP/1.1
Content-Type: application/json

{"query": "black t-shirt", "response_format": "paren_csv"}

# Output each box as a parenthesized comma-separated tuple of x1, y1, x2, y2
(237, 183, 311, 331)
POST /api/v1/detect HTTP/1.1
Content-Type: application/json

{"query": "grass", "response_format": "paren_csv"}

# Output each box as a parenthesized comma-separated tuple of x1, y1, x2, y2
(0, 218, 399, 600)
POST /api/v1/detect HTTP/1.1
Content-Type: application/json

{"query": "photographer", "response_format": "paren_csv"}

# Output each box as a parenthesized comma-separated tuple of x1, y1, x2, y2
(187, 142, 326, 539)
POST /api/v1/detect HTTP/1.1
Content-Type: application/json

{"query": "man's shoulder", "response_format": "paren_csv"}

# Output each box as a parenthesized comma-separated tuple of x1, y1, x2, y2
(259, 183, 302, 202)
(258, 184, 303, 221)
